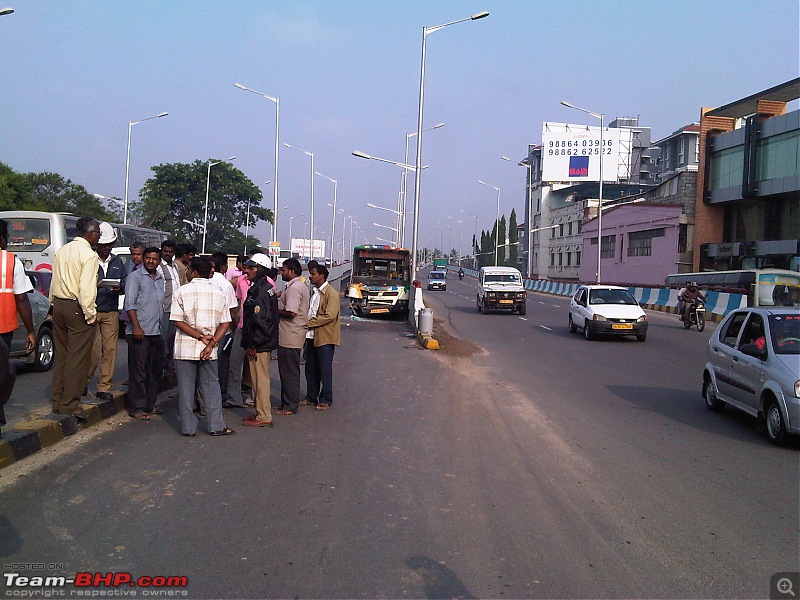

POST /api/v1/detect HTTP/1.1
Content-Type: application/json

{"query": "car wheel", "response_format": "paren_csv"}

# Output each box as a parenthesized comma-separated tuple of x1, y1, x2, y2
(518, 303, 526, 316)
(584, 320, 594, 341)
(568, 314, 577, 333)
(636, 332, 646, 342)
(683, 319, 691, 329)
(765, 398, 789, 446)
(482, 299, 490, 314)
(477, 295, 482, 312)
(703, 377, 725, 412)
(31, 326, 55, 372)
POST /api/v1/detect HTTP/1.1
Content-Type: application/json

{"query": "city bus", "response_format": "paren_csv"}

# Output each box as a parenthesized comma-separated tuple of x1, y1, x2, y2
(664, 269, 800, 307)
(347, 245, 411, 317)
(0, 210, 169, 272)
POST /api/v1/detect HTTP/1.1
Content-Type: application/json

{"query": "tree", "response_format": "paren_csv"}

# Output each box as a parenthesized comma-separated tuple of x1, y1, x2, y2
(498, 215, 507, 266)
(27, 172, 119, 221)
(0, 162, 34, 211)
(134, 160, 271, 254)
(508, 208, 518, 267)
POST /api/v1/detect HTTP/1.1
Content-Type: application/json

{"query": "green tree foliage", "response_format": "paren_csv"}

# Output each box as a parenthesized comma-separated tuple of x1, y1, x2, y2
(498, 215, 507, 266)
(0, 162, 117, 220)
(508, 208, 518, 267)
(134, 160, 271, 254)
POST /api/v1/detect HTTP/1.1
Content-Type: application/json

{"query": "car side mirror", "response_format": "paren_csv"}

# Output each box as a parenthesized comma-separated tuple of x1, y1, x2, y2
(740, 343, 767, 360)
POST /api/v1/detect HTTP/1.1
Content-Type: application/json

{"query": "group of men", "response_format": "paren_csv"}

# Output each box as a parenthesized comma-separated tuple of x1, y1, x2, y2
(0, 215, 341, 438)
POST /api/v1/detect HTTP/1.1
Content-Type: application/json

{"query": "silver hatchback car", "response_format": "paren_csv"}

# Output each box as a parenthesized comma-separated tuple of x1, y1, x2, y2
(703, 307, 800, 445)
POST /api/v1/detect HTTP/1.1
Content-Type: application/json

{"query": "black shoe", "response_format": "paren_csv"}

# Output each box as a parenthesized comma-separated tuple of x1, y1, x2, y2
(96, 392, 114, 401)
(82, 387, 88, 397)
(72, 409, 89, 421)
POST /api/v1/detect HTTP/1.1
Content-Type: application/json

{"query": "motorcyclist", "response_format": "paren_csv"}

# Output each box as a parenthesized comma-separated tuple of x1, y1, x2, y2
(458, 268, 464, 281)
(678, 281, 706, 322)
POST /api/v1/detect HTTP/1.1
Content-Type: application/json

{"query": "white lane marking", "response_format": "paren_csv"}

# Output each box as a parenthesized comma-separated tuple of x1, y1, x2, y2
(540, 325, 552, 331)
(519, 317, 528, 321)
(538, 301, 545, 304)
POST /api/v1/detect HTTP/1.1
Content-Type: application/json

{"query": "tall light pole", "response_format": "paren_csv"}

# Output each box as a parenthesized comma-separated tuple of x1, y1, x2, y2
(234, 83, 280, 245)
(502, 155, 534, 278)
(284, 143, 315, 261)
(459, 208, 478, 269)
(244, 180, 272, 254)
(124, 111, 168, 225)
(401, 123, 444, 246)
(411, 10, 489, 282)
(448, 216, 463, 264)
(315, 172, 337, 264)
(561, 101, 604, 283)
(202, 156, 236, 254)
(478, 180, 501, 266)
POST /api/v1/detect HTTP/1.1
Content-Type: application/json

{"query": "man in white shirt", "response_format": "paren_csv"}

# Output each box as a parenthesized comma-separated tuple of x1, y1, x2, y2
(159, 240, 180, 378)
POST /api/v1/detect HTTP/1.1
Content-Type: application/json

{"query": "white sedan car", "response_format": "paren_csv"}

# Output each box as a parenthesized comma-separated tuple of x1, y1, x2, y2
(568, 285, 648, 342)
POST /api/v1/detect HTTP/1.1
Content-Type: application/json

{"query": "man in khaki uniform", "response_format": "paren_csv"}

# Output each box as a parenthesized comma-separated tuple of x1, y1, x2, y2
(306, 264, 340, 411)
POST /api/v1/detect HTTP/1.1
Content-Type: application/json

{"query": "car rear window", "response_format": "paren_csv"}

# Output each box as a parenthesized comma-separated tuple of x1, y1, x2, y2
(769, 314, 800, 355)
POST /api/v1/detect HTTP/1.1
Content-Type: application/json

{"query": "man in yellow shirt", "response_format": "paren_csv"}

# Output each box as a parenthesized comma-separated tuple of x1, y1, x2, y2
(50, 217, 101, 420)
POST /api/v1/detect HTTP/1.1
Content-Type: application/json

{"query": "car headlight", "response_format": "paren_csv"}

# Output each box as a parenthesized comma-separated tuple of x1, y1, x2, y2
(637, 315, 648, 323)
(517, 292, 526, 298)
(486, 292, 496, 298)
(592, 314, 607, 321)
(795, 380, 800, 398)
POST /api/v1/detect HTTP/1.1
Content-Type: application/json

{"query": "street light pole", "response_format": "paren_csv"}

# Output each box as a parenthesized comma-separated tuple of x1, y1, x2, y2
(411, 10, 489, 283)
(234, 83, 280, 244)
(502, 155, 534, 278)
(561, 101, 604, 283)
(202, 155, 236, 254)
(459, 209, 478, 269)
(478, 180, 501, 266)
(124, 112, 168, 225)
(284, 143, 315, 261)
(402, 123, 444, 246)
(316, 171, 337, 264)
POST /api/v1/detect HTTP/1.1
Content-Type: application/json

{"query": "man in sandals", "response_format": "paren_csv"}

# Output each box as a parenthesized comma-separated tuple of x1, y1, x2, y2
(171, 256, 234, 437)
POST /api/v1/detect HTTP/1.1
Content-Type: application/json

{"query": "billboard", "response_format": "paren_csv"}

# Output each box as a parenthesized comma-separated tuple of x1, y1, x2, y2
(290, 238, 326, 259)
(541, 122, 632, 183)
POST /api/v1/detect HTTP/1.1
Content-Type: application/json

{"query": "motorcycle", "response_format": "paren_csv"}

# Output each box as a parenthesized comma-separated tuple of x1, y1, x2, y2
(682, 299, 706, 331)
(458, 271, 464, 281)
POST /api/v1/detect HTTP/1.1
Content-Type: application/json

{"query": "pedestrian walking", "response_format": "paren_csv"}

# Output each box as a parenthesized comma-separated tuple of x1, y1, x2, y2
(240, 253, 279, 428)
(0, 218, 36, 436)
(275, 258, 309, 415)
(305, 264, 340, 411)
(124, 247, 165, 419)
(170, 256, 234, 436)
(86, 222, 126, 401)
(50, 217, 101, 420)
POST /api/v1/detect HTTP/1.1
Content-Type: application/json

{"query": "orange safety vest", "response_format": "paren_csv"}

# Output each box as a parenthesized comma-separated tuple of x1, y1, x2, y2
(0, 249, 20, 334)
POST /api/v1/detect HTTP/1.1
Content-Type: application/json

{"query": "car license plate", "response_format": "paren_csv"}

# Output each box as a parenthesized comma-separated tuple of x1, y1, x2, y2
(499, 299, 513, 304)
(612, 323, 633, 330)
(371, 308, 390, 314)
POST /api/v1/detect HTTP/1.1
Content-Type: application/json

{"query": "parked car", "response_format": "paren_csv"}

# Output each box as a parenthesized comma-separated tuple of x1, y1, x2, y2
(9, 285, 54, 371)
(702, 307, 800, 445)
(568, 285, 648, 342)
(25, 269, 52, 297)
(427, 270, 447, 291)
(477, 266, 526, 315)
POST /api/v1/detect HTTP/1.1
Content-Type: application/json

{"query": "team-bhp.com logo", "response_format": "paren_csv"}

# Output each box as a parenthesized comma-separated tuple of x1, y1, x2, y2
(568, 155, 589, 177)
(4, 571, 189, 597)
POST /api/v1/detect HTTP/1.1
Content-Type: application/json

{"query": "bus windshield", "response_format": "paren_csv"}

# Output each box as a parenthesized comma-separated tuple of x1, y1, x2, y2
(5, 216, 78, 252)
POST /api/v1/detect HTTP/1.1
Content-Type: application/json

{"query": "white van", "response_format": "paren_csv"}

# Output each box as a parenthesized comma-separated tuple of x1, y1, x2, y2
(477, 266, 527, 315)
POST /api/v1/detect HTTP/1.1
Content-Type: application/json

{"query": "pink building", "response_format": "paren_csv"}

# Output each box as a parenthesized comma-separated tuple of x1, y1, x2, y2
(579, 203, 686, 286)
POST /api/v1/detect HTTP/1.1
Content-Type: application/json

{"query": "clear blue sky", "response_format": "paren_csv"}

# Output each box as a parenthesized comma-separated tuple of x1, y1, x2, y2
(1, 0, 798, 255)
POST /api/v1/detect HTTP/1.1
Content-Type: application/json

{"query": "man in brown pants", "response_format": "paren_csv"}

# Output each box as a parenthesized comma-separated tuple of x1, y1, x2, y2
(50, 217, 101, 420)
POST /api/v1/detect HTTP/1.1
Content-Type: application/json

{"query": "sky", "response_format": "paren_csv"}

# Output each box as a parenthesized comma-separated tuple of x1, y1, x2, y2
(1, 0, 798, 258)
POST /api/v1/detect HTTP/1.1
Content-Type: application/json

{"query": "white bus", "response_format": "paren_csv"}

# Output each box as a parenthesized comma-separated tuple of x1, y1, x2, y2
(0, 210, 169, 272)
(665, 269, 800, 307)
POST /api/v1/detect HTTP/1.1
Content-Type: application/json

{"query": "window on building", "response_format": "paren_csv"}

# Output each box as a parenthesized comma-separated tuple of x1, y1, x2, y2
(678, 137, 686, 164)
(567, 222, 573, 235)
(566, 252, 572, 266)
(678, 223, 688, 253)
(627, 228, 665, 257)
(601, 235, 616, 259)
(549, 252, 555, 266)
(551, 226, 556, 238)
(559, 224, 564, 237)
(576, 251, 581, 266)
(558, 253, 563, 266)
(577, 221, 582, 234)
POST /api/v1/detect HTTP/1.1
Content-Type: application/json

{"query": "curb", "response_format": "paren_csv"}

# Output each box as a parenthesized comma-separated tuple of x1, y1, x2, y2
(416, 331, 440, 350)
(0, 393, 126, 469)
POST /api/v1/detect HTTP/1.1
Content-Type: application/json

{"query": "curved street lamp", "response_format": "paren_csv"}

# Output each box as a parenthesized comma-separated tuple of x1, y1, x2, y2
(124, 112, 168, 224)
(478, 180, 501, 266)
(284, 143, 315, 261)
(234, 83, 280, 244)
(202, 156, 236, 254)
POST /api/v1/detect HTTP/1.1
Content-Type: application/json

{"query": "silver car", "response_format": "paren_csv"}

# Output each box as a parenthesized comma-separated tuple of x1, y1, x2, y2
(9, 277, 54, 372)
(703, 307, 800, 445)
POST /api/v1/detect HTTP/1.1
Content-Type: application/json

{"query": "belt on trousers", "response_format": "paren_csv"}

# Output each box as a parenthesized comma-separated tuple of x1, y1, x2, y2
(53, 297, 79, 302)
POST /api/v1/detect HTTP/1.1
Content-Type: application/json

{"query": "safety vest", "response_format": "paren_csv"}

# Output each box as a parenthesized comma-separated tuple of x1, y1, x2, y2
(0, 249, 19, 334)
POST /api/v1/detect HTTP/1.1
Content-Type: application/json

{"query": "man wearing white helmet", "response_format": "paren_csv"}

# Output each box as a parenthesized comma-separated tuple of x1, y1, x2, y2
(86, 222, 127, 401)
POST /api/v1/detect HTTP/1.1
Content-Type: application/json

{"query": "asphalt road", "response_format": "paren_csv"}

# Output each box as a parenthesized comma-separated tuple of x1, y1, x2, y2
(1, 284, 798, 599)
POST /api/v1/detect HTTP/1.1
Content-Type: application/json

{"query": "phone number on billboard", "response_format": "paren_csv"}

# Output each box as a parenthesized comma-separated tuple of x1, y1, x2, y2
(547, 140, 612, 156)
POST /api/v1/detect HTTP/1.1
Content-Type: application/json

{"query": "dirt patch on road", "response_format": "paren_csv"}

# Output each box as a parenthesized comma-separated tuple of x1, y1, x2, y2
(431, 315, 484, 359)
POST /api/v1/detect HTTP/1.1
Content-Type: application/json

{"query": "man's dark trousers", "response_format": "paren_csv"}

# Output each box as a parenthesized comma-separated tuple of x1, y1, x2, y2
(126, 334, 164, 414)
(277, 345, 301, 412)
(303, 338, 319, 405)
(315, 344, 335, 406)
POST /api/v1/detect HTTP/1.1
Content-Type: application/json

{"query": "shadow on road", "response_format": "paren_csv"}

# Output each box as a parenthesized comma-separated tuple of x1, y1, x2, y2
(406, 555, 477, 600)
